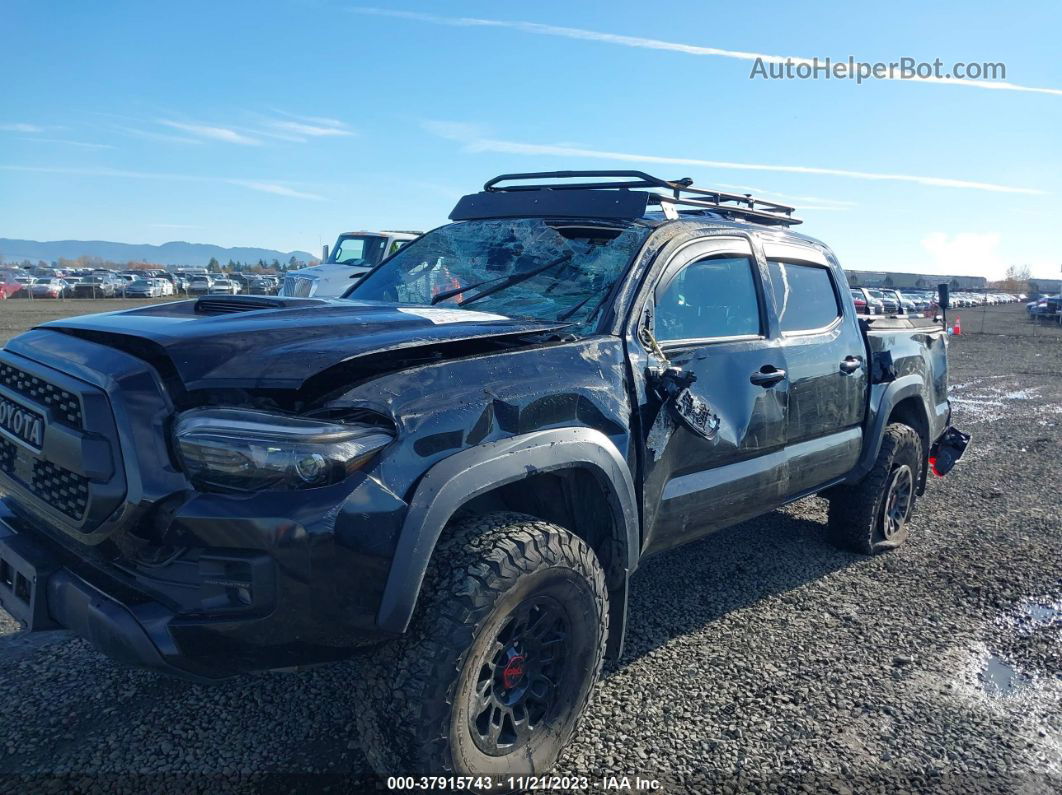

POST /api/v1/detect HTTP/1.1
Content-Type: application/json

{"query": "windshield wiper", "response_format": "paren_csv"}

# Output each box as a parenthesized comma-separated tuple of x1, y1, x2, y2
(457, 254, 574, 309)
(555, 295, 593, 322)
(430, 272, 507, 305)
(555, 283, 614, 323)
(430, 253, 573, 307)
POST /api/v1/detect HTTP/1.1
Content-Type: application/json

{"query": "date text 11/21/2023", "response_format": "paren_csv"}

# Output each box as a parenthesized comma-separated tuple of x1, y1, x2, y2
(386, 776, 662, 791)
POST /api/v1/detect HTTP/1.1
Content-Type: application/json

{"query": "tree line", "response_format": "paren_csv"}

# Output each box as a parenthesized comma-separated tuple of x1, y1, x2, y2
(2, 254, 318, 273)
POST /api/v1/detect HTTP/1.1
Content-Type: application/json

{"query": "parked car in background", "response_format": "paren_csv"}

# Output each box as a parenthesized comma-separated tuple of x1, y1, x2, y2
(208, 278, 239, 295)
(187, 275, 213, 295)
(124, 278, 164, 298)
(852, 287, 885, 315)
(897, 291, 929, 314)
(28, 277, 70, 298)
(10, 275, 35, 297)
(246, 277, 278, 295)
(73, 273, 123, 298)
(282, 230, 422, 298)
(866, 288, 899, 314)
(150, 273, 180, 294)
(849, 288, 870, 314)
(1028, 295, 1061, 321)
(0, 276, 22, 300)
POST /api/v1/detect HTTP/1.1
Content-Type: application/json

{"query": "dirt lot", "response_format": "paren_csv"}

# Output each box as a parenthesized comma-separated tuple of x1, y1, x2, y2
(0, 302, 1059, 792)
(0, 298, 173, 347)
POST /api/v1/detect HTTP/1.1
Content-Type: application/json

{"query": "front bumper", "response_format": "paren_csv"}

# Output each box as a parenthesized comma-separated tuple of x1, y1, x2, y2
(0, 494, 399, 680)
(0, 508, 213, 680)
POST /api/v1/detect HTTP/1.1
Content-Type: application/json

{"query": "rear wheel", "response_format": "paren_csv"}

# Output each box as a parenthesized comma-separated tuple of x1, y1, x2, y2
(827, 423, 922, 554)
(353, 512, 608, 786)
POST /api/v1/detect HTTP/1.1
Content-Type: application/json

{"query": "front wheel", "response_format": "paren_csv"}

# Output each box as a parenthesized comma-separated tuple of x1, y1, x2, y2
(353, 512, 608, 785)
(827, 423, 922, 554)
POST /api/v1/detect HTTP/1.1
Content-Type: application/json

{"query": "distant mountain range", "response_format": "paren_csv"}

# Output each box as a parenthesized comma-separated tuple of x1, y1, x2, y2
(0, 238, 316, 267)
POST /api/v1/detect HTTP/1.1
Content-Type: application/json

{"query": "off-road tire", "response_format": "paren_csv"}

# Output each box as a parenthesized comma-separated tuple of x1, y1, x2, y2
(352, 512, 608, 786)
(827, 423, 922, 554)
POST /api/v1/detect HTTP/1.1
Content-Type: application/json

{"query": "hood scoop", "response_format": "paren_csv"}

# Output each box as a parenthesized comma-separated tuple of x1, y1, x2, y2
(194, 295, 326, 314)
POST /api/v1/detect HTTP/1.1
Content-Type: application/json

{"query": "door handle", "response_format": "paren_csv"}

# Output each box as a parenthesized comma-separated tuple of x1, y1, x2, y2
(839, 356, 862, 374)
(750, 366, 786, 387)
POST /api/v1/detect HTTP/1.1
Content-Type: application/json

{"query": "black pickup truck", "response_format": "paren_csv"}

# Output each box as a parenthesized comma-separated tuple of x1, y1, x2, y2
(0, 171, 967, 783)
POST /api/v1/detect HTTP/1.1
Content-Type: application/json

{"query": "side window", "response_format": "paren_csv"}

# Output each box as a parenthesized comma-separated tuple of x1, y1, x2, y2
(768, 260, 841, 333)
(655, 255, 761, 342)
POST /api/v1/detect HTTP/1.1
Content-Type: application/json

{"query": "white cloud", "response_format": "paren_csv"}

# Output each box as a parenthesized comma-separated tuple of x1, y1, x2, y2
(226, 180, 325, 201)
(357, 8, 1062, 97)
(423, 122, 1046, 195)
(18, 137, 115, 150)
(423, 120, 489, 142)
(0, 122, 46, 133)
(920, 232, 1007, 278)
(268, 120, 353, 138)
(712, 183, 856, 208)
(117, 126, 203, 145)
(0, 164, 325, 201)
(158, 120, 262, 145)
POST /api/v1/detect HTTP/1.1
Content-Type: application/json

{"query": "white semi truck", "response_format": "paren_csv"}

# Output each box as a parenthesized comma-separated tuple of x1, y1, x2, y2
(281, 230, 421, 298)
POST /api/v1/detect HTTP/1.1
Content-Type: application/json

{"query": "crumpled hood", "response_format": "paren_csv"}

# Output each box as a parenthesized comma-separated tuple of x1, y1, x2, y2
(39, 297, 567, 390)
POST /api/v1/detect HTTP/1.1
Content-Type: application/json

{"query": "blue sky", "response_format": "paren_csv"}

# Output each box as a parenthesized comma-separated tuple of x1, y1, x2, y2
(2, 0, 1060, 279)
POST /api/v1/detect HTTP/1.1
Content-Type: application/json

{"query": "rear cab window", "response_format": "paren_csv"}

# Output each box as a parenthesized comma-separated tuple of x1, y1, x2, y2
(767, 259, 842, 333)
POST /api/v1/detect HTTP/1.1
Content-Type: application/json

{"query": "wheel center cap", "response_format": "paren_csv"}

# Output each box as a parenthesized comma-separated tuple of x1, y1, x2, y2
(502, 655, 526, 689)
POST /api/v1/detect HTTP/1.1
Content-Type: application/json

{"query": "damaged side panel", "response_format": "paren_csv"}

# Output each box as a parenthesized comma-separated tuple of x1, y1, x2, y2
(313, 336, 635, 619)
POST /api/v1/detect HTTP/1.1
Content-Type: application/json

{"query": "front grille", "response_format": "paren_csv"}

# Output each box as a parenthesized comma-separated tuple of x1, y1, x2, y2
(31, 459, 89, 520)
(283, 276, 316, 298)
(0, 438, 14, 476)
(0, 362, 82, 428)
(0, 350, 125, 538)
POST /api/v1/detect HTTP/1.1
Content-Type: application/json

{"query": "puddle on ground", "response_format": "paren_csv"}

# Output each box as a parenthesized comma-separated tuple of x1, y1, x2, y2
(982, 655, 1032, 696)
(1020, 598, 1062, 627)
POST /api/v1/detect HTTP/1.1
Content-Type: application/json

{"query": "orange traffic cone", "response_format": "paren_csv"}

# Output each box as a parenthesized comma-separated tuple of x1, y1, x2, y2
(952, 315, 962, 335)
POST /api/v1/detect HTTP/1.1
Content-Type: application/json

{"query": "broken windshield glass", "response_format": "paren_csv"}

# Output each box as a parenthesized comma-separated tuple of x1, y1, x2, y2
(348, 219, 650, 331)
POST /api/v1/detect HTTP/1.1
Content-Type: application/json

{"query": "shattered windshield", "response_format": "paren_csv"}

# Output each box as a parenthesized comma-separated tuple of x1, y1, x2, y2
(348, 219, 649, 330)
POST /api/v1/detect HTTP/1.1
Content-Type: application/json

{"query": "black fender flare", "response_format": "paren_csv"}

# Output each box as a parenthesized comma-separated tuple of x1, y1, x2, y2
(846, 374, 929, 484)
(376, 428, 639, 634)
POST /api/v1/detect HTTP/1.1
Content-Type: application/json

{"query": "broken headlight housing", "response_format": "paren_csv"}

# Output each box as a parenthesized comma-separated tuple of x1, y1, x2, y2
(174, 408, 393, 492)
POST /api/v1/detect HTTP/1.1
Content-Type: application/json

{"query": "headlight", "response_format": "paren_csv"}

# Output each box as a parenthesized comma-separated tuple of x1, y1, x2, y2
(174, 408, 393, 492)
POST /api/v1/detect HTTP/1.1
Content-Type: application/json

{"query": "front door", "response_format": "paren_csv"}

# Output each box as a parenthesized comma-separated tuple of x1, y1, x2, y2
(636, 237, 789, 555)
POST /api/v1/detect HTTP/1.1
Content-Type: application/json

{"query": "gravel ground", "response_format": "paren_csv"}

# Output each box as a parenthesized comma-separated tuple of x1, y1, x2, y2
(0, 304, 1059, 793)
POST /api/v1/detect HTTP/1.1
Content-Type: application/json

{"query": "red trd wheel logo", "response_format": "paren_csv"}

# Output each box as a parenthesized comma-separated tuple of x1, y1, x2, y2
(502, 655, 526, 689)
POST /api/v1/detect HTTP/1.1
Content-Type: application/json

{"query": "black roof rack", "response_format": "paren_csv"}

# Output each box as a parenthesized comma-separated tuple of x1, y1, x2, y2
(449, 170, 801, 226)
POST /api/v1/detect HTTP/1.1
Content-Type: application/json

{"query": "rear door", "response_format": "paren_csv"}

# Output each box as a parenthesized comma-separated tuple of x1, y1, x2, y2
(764, 243, 868, 496)
(637, 237, 789, 554)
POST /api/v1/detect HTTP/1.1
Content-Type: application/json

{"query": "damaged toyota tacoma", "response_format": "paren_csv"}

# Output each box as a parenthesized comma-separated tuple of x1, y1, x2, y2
(0, 171, 968, 783)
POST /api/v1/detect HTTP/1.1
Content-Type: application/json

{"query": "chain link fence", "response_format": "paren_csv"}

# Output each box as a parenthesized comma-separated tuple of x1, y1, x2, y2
(954, 302, 1062, 338)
